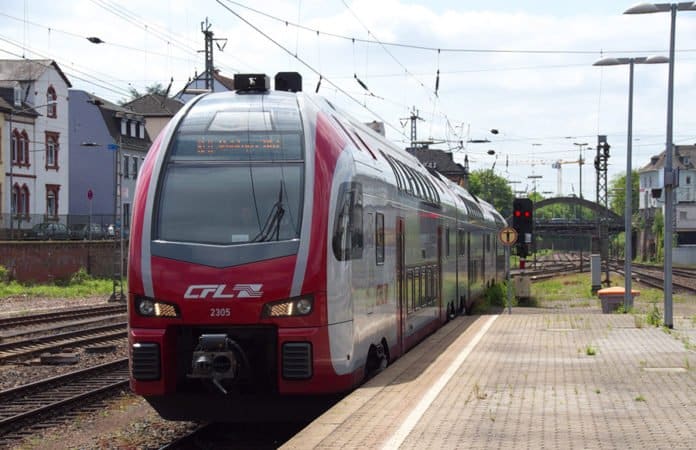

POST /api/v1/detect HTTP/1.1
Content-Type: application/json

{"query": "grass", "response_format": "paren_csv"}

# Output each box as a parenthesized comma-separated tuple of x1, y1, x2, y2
(0, 267, 116, 299)
(585, 345, 597, 356)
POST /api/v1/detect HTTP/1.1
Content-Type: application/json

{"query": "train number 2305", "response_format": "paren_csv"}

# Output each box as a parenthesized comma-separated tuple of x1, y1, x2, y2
(210, 307, 231, 317)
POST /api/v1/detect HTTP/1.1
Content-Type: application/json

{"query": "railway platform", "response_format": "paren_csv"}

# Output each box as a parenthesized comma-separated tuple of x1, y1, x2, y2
(283, 306, 696, 449)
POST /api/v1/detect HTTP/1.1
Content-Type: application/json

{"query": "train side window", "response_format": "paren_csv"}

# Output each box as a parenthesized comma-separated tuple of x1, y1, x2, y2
(332, 182, 364, 261)
(376, 213, 385, 265)
(458, 230, 466, 256)
(445, 227, 450, 257)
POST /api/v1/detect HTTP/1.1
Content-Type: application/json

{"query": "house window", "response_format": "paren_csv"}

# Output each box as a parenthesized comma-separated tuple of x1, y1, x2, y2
(46, 86, 57, 118)
(687, 176, 692, 185)
(123, 203, 131, 228)
(121, 119, 127, 135)
(130, 121, 136, 137)
(139, 123, 145, 139)
(13, 184, 30, 218)
(21, 130, 29, 166)
(45, 184, 59, 218)
(12, 129, 30, 166)
(45, 131, 59, 169)
(133, 157, 138, 179)
(123, 155, 130, 178)
(11, 129, 18, 164)
(680, 211, 687, 220)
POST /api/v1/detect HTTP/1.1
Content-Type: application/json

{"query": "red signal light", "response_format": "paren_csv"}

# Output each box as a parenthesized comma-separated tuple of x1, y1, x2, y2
(514, 210, 521, 217)
(524, 211, 531, 217)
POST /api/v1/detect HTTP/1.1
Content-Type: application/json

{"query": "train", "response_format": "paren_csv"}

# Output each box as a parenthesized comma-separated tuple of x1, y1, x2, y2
(127, 73, 507, 422)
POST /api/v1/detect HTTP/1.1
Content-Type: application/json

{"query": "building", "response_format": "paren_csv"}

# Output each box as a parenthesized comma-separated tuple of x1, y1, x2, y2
(0, 59, 71, 237)
(638, 144, 696, 263)
(68, 90, 151, 232)
(174, 69, 235, 103)
(406, 147, 469, 187)
(122, 93, 183, 140)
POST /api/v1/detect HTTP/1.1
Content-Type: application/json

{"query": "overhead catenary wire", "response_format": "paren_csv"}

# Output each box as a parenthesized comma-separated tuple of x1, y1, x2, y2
(215, 0, 410, 142)
(217, 0, 696, 56)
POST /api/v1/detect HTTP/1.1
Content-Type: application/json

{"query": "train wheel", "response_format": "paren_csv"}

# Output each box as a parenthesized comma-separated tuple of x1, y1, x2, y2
(364, 342, 388, 381)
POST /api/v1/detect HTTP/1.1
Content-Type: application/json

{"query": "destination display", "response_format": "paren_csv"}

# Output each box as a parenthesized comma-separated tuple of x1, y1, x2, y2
(170, 132, 303, 161)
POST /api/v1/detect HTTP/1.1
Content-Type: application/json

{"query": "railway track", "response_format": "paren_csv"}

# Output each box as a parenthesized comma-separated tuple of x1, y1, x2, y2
(0, 322, 127, 363)
(0, 304, 126, 329)
(611, 263, 696, 294)
(0, 359, 129, 445)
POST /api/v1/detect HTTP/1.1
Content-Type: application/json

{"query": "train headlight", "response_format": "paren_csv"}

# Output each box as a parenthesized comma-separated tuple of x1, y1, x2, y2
(135, 296, 180, 318)
(138, 298, 155, 316)
(262, 295, 314, 318)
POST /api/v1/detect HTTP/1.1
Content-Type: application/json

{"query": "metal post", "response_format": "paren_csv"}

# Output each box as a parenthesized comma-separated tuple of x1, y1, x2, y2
(506, 245, 512, 314)
(625, 60, 635, 310)
(663, 5, 676, 329)
(8, 112, 14, 240)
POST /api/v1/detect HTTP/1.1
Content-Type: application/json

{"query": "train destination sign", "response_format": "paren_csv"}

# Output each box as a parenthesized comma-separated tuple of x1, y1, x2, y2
(498, 227, 518, 246)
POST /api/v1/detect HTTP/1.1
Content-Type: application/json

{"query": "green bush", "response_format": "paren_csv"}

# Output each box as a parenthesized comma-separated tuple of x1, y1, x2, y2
(0, 265, 8, 283)
(70, 267, 92, 285)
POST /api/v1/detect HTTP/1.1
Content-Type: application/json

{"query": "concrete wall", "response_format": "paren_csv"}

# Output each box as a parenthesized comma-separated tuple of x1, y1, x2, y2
(674, 246, 696, 266)
(0, 241, 126, 283)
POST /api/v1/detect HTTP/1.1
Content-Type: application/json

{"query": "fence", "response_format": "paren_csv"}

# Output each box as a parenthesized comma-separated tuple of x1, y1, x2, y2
(0, 213, 123, 240)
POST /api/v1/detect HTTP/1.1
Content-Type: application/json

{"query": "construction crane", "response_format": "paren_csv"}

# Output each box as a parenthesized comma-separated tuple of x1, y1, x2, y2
(551, 159, 582, 196)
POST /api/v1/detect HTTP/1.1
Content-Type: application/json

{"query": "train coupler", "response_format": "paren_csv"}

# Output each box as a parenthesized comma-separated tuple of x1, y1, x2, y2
(188, 334, 246, 394)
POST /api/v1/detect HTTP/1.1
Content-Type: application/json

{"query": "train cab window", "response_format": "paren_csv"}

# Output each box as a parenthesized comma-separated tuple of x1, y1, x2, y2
(332, 182, 364, 261)
(376, 213, 385, 265)
(156, 94, 304, 245)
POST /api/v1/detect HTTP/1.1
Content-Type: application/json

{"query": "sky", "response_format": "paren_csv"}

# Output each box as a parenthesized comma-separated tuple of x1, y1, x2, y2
(2, 0, 696, 201)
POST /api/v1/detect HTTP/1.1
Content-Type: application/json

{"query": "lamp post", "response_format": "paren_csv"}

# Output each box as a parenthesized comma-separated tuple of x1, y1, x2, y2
(80, 139, 124, 302)
(573, 142, 588, 199)
(593, 55, 668, 311)
(625, 2, 696, 328)
(7, 100, 57, 239)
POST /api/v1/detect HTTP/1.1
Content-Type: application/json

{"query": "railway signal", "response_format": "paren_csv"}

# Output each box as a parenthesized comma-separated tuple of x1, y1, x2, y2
(512, 198, 534, 237)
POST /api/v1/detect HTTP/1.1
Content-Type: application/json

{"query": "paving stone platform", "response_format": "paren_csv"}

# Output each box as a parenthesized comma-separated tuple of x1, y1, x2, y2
(283, 306, 696, 449)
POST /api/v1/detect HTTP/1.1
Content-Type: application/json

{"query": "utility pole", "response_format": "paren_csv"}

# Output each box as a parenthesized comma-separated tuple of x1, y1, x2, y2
(595, 135, 610, 286)
(401, 106, 424, 149)
(200, 17, 227, 92)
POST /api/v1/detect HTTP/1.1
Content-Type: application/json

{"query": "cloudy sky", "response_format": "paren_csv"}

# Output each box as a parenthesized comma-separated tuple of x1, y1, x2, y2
(3, 0, 696, 200)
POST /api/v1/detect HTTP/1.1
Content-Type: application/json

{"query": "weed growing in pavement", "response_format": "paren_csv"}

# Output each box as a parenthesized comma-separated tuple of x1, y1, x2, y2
(585, 345, 597, 356)
(685, 358, 691, 371)
(639, 360, 647, 368)
(646, 302, 662, 327)
(634, 314, 645, 328)
(635, 395, 646, 402)
(595, 389, 601, 394)
(473, 383, 488, 400)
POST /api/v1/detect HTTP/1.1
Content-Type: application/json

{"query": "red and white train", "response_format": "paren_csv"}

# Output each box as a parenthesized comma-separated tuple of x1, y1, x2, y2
(128, 73, 506, 421)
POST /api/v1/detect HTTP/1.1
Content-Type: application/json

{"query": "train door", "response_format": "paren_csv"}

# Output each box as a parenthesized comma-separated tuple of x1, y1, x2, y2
(396, 217, 405, 356)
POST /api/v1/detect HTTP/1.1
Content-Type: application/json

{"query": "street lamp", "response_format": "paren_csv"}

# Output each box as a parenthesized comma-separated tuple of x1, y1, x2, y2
(625, 2, 696, 328)
(8, 100, 57, 239)
(79, 138, 124, 302)
(593, 55, 668, 310)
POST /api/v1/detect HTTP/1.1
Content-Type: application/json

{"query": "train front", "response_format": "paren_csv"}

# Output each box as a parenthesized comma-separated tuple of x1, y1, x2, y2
(128, 75, 346, 421)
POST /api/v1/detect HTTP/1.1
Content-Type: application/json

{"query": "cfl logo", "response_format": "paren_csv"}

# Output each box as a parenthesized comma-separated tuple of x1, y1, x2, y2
(184, 284, 263, 299)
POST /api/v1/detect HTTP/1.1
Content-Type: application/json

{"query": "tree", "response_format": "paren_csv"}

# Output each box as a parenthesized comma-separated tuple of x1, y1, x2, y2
(467, 169, 514, 217)
(609, 170, 639, 217)
(119, 83, 168, 105)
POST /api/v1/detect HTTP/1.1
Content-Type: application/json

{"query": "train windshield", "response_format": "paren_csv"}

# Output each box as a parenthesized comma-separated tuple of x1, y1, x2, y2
(156, 93, 304, 245)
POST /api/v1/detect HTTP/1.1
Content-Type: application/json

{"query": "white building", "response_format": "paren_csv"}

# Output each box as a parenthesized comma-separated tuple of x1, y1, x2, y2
(1, 59, 71, 235)
(638, 145, 696, 263)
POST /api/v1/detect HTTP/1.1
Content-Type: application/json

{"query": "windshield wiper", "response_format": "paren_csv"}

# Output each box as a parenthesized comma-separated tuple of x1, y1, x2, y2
(252, 184, 285, 242)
